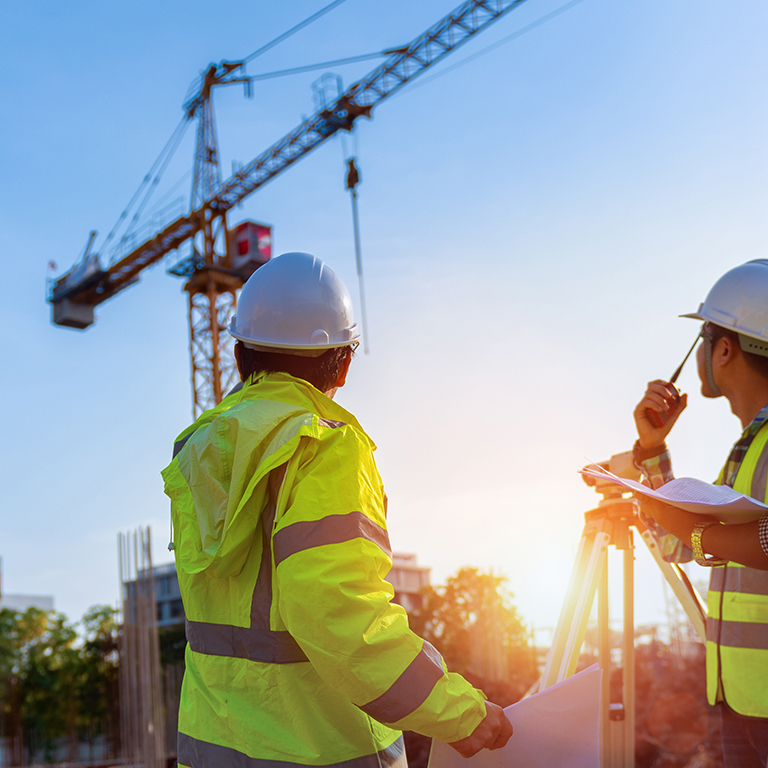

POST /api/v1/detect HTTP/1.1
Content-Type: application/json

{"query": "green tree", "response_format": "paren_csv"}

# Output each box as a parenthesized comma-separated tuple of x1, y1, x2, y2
(158, 621, 187, 666)
(404, 568, 537, 768)
(0, 606, 39, 765)
(79, 605, 120, 756)
(0, 605, 120, 764)
(409, 567, 536, 704)
(20, 610, 81, 761)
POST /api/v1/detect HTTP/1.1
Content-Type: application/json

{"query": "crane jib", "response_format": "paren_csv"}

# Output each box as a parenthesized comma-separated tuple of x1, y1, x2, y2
(50, 0, 528, 318)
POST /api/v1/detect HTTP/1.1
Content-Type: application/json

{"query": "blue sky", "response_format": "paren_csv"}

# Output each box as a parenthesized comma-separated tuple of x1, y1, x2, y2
(2, 0, 767, 635)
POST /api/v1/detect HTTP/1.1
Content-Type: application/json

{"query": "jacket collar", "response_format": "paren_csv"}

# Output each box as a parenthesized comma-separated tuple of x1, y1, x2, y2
(242, 371, 373, 447)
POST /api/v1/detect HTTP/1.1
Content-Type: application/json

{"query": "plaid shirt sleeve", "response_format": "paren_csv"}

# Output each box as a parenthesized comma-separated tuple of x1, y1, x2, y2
(759, 514, 768, 559)
(633, 443, 694, 564)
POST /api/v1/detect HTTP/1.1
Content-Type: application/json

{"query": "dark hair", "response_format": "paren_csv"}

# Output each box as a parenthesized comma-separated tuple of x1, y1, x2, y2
(236, 342, 352, 392)
(708, 324, 768, 379)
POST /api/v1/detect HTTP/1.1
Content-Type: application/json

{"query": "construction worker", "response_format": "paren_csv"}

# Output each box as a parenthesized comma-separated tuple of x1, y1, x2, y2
(632, 260, 768, 767)
(162, 252, 513, 767)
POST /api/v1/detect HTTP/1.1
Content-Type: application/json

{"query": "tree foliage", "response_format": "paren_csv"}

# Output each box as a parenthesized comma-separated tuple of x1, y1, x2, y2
(159, 621, 187, 666)
(403, 568, 538, 768)
(409, 567, 536, 705)
(0, 605, 119, 764)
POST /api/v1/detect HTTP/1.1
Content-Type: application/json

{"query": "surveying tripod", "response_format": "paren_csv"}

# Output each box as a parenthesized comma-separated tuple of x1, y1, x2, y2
(538, 452, 707, 768)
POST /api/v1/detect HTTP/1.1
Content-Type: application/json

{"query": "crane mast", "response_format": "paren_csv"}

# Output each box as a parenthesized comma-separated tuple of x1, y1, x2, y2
(49, 0, 528, 416)
(185, 63, 244, 412)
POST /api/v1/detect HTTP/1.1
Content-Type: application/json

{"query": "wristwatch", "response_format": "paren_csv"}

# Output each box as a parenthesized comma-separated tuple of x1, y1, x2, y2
(691, 522, 728, 567)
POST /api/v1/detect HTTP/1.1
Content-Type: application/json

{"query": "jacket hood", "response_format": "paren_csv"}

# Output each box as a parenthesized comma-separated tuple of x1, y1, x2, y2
(162, 372, 372, 578)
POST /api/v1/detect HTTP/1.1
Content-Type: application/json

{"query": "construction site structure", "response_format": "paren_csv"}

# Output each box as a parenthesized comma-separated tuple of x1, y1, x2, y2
(48, 0, 531, 416)
(118, 527, 166, 768)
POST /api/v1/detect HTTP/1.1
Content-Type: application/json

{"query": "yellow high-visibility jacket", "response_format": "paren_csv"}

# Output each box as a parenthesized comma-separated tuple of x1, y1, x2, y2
(707, 421, 768, 717)
(162, 372, 486, 767)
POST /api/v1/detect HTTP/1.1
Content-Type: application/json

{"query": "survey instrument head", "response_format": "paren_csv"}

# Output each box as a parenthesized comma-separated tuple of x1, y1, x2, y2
(582, 452, 641, 502)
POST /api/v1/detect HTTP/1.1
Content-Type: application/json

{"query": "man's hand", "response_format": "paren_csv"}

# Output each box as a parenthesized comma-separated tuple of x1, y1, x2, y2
(639, 495, 709, 544)
(633, 380, 688, 449)
(447, 701, 513, 758)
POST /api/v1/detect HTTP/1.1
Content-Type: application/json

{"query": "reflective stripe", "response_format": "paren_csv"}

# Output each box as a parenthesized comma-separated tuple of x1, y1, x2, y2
(360, 640, 444, 723)
(251, 467, 286, 630)
(274, 511, 391, 567)
(707, 618, 768, 650)
(318, 418, 346, 429)
(228, 381, 244, 397)
(710, 567, 768, 596)
(173, 433, 194, 458)
(750, 437, 768, 503)
(178, 731, 407, 768)
(186, 464, 309, 665)
(186, 619, 306, 664)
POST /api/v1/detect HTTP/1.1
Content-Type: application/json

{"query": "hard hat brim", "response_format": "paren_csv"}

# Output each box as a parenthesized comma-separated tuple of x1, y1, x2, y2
(229, 322, 360, 352)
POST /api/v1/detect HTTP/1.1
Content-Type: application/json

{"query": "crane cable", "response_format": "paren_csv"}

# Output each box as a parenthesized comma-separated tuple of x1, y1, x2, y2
(182, 0, 351, 104)
(119, 119, 191, 253)
(152, 168, 193, 210)
(233, 0, 589, 87)
(244, 50, 390, 83)
(339, 129, 369, 353)
(241, 0, 350, 67)
(345, 156, 368, 354)
(104, 0, 350, 266)
(393, 0, 588, 98)
(330, 0, 588, 351)
(100, 116, 190, 264)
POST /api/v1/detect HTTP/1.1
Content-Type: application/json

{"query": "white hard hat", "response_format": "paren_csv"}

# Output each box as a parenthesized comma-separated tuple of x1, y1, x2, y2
(229, 252, 360, 355)
(681, 259, 768, 358)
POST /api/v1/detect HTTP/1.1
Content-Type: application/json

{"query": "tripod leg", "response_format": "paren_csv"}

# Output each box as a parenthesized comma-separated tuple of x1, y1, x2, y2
(621, 537, 635, 768)
(541, 518, 611, 690)
(600, 535, 637, 768)
(598, 563, 611, 768)
(638, 526, 707, 641)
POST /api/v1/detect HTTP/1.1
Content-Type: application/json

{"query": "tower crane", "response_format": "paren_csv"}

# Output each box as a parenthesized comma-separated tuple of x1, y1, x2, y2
(48, 0, 528, 416)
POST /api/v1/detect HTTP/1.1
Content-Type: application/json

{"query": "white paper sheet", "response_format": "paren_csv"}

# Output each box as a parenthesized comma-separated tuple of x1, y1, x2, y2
(579, 466, 768, 522)
(427, 665, 602, 768)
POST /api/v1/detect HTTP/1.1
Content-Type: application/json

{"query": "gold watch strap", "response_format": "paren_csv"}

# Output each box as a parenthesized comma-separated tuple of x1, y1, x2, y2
(691, 522, 728, 567)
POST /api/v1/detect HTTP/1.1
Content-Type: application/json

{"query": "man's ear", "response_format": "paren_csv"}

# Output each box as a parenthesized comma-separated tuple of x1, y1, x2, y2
(716, 335, 736, 367)
(334, 350, 353, 388)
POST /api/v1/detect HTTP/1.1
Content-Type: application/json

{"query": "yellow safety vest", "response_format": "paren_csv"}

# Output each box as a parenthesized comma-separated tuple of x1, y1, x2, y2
(707, 421, 768, 717)
(162, 372, 486, 767)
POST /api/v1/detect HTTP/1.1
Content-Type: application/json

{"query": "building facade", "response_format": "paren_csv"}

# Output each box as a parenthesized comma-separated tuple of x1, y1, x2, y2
(0, 558, 55, 613)
(153, 562, 185, 628)
(0, 593, 55, 613)
(386, 553, 431, 614)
